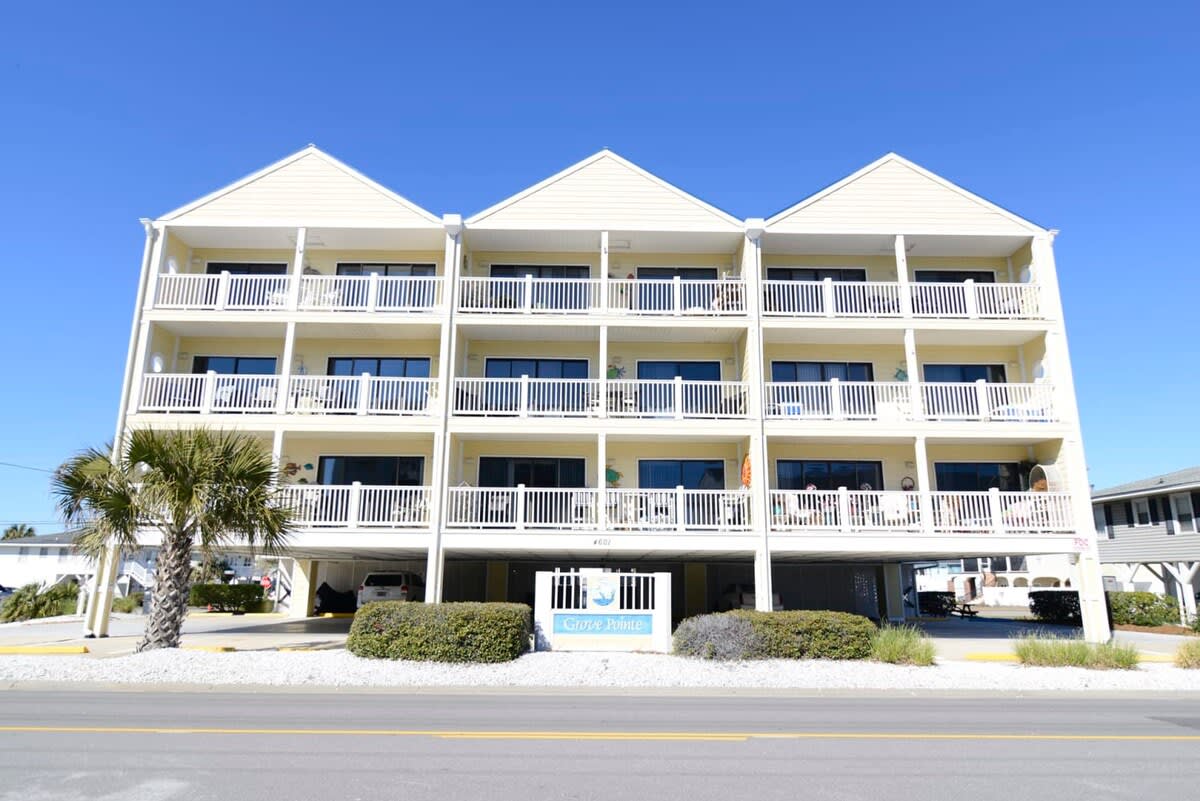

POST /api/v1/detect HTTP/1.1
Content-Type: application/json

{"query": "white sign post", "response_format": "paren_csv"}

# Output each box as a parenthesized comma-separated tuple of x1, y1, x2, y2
(534, 568, 672, 653)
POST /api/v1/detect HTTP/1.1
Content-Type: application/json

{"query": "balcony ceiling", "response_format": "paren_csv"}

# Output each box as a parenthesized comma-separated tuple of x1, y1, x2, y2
(167, 225, 444, 252)
(464, 229, 743, 255)
(761, 232, 1031, 258)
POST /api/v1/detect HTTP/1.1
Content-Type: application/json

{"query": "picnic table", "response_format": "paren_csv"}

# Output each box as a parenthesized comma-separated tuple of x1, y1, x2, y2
(951, 602, 979, 619)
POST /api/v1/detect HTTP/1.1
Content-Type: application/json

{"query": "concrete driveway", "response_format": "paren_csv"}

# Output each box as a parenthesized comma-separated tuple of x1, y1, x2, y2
(0, 612, 352, 656)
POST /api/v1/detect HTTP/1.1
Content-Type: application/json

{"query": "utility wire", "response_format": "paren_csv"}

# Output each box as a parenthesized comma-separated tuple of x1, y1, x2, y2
(0, 460, 54, 474)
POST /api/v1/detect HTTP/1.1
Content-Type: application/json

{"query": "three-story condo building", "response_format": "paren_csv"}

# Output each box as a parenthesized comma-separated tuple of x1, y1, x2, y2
(84, 146, 1111, 641)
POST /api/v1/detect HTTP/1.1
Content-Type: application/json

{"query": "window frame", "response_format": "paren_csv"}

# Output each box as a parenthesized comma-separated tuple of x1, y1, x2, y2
(335, 263, 436, 277)
(316, 455, 425, 487)
(776, 459, 886, 492)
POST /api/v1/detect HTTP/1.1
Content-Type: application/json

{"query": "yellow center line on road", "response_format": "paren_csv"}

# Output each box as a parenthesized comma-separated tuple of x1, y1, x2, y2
(1, 725, 1199, 742)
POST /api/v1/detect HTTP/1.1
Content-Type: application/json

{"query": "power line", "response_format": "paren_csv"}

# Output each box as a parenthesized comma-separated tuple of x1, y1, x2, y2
(0, 460, 55, 472)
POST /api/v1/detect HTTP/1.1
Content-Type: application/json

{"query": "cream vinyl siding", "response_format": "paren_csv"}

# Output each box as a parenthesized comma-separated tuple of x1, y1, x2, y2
(164, 152, 439, 228)
(767, 158, 1035, 235)
(468, 154, 742, 232)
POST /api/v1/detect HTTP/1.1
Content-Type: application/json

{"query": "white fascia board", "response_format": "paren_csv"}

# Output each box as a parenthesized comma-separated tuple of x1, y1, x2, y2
(465, 149, 743, 231)
(156, 145, 442, 226)
(1092, 483, 1200, 503)
(764, 153, 1046, 234)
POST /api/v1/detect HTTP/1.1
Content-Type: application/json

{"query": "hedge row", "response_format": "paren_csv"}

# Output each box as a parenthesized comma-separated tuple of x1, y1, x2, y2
(1028, 590, 1081, 625)
(917, 591, 956, 617)
(673, 610, 875, 660)
(189, 583, 264, 612)
(347, 601, 532, 663)
(1107, 591, 1179, 627)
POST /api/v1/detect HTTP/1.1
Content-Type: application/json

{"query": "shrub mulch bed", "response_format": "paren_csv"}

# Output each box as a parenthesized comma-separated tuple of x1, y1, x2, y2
(1114, 623, 1197, 636)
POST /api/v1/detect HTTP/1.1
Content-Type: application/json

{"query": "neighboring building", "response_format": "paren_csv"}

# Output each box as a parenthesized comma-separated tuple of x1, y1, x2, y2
(86, 145, 1111, 640)
(1094, 466, 1200, 621)
(916, 554, 1074, 607)
(0, 532, 256, 598)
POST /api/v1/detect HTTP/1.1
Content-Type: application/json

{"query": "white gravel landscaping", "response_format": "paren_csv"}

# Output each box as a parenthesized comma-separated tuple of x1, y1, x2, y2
(2, 650, 1200, 691)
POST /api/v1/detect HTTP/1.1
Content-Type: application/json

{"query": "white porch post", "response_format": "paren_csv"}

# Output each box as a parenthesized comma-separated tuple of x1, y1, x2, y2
(598, 324, 608, 418)
(743, 219, 773, 611)
(425, 214, 462, 604)
(276, 321, 297, 413)
(597, 432, 607, 531)
(882, 563, 905, 622)
(599, 231, 609, 313)
(903, 328, 921, 419)
(287, 227, 307, 310)
(913, 436, 934, 535)
(1164, 562, 1200, 623)
(895, 234, 912, 317)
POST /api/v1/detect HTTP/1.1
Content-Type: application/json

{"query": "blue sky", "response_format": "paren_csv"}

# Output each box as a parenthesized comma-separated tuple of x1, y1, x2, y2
(1, 1, 1196, 531)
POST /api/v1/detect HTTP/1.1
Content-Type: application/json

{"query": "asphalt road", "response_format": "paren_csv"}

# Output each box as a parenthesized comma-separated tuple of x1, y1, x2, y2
(1, 690, 1198, 800)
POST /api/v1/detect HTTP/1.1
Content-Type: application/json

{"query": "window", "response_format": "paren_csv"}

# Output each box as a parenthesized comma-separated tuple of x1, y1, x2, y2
(485, 359, 588, 379)
(317, 456, 424, 486)
(327, 357, 431, 378)
(766, 267, 866, 282)
(478, 457, 586, 488)
(1095, 504, 1115, 539)
(636, 361, 721, 381)
(205, 262, 288, 275)
(934, 463, 1022, 492)
(913, 270, 996, 284)
(192, 356, 277, 375)
(336, 263, 435, 277)
(777, 460, 885, 491)
(962, 558, 979, 572)
(490, 265, 590, 279)
(771, 362, 874, 382)
(923, 364, 1007, 383)
(1171, 494, 1197, 534)
(635, 362, 722, 415)
(1132, 498, 1152, 527)
(1008, 556, 1027, 572)
(636, 267, 718, 281)
(638, 459, 725, 490)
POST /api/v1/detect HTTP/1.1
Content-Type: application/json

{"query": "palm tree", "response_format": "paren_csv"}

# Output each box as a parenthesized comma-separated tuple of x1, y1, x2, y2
(2, 523, 35, 540)
(52, 428, 292, 651)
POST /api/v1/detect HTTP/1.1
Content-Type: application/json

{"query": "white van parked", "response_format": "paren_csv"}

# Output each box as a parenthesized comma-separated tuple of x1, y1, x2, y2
(356, 572, 425, 607)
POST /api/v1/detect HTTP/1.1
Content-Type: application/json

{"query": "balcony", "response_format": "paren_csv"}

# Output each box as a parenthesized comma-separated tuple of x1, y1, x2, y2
(451, 377, 749, 419)
(768, 489, 1074, 535)
(280, 484, 432, 528)
(764, 380, 1056, 423)
(152, 273, 443, 312)
(761, 279, 1042, 320)
(444, 487, 752, 532)
(138, 373, 437, 416)
(455, 277, 747, 316)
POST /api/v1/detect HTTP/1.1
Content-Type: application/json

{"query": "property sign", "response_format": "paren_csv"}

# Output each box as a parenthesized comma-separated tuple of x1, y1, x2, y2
(534, 569, 672, 653)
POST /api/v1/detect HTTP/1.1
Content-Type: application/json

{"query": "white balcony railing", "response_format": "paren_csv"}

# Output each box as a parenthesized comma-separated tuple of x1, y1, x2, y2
(921, 381, 1056, 422)
(287, 375, 436, 415)
(444, 486, 602, 530)
(298, 275, 443, 312)
(762, 279, 1043, 320)
(765, 381, 913, 420)
(607, 488, 751, 532)
(139, 373, 279, 413)
(606, 379, 748, 419)
(280, 484, 431, 528)
(452, 378, 602, 417)
(606, 278, 747, 316)
(769, 488, 1073, 535)
(153, 274, 442, 312)
(457, 277, 600, 314)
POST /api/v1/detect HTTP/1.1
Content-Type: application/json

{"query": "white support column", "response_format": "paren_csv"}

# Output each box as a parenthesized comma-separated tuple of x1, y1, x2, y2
(1032, 231, 1111, 643)
(125, 320, 153, 415)
(426, 214, 463, 605)
(913, 436, 934, 535)
(287, 227, 307, 310)
(289, 559, 318, 619)
(1164, 562, 1200, 623)
(882, 563, 905, 622)
(903, 328, 921, 419)
(94, 546, 121, 637)
(598, 324, 608, 418)
(894, 235, 912, 317)
(742, 219, 773, 611)
(599, 231, 609, 313)
(276, 321, 297, 413)
(597, 433, 607, 530)
(271, 429, 284, 472)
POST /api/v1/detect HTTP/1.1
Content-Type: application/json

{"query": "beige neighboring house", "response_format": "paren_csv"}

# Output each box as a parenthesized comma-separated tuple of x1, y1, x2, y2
(916, 554, 1075, 607)
(80, 145, 1112, 641)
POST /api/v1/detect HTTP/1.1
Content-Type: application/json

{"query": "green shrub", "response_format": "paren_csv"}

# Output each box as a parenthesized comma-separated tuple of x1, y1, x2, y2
(732, 610, 876, 660)
(347, 601, 531, 663)
(1175, 640, 1200, 669)
(1028, 590, 1081, 626)
(188, 583, 264, 612)
(917, 592, 956, 617)
(871, 625, 937, 666)
(1014, 635, 1139, 670)
(111, 593, 144, 614)
(673, 613, 758, 660)
(0, 582, 79, 623)
(1106, 591, 1180, 627)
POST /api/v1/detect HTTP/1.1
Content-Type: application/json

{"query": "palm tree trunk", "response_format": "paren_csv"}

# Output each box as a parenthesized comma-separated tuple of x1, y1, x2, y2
(136, 530, 193, 652)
